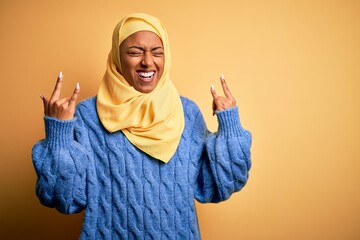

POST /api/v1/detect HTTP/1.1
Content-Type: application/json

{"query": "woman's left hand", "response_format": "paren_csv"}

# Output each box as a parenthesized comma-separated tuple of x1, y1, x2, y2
(210, 74, 237, 115)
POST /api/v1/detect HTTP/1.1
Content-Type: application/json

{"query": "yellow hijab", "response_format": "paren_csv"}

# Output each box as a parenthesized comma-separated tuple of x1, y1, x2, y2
(96, 13, 184, 163)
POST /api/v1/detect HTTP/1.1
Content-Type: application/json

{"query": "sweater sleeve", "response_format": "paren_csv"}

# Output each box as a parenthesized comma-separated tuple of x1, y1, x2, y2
(194, 106, 252, 203)
(32, 111, 90, 214)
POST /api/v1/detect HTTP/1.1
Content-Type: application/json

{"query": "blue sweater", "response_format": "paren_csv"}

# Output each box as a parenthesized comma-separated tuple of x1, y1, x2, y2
(32, 96, 252, 239)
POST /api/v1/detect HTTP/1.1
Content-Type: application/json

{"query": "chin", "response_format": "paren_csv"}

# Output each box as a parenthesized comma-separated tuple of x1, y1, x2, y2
(136, 81, 159, 93)
(136, 85, 155, 93)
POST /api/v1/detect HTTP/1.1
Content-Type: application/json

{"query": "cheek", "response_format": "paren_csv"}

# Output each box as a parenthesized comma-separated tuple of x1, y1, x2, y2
(157, 58, 165, 73)
(120, 60, 136, 85)
(121, 58, 136, 74)
(121, 57, 131, 70)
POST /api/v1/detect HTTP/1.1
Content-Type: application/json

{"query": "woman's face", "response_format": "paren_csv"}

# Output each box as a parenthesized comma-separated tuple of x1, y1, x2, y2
(120, 30, 164, 93)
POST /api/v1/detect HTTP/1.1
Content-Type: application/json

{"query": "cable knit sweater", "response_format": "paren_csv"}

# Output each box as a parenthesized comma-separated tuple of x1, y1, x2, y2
(32, 96, 252, 240)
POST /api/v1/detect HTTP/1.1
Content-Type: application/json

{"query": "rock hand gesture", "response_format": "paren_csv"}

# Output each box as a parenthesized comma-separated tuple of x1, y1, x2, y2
(40, 72, 80, 120)
(210, 74, 237, 115)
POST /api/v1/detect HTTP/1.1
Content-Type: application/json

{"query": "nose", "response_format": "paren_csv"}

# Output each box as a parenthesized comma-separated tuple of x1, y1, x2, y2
(141, 51, 153, 67)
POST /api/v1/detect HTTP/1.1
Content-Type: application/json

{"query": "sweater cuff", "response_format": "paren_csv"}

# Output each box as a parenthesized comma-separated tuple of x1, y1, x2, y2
(216, 106, 243, 138)
(44, 116, 75, 148)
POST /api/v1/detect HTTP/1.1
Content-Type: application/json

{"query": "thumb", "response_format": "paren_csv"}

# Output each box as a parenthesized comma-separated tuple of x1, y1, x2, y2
(40, 93, 48, 116)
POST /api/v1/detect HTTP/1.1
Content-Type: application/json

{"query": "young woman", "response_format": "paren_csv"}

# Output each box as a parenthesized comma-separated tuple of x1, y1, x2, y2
(33, 13, 252, 239)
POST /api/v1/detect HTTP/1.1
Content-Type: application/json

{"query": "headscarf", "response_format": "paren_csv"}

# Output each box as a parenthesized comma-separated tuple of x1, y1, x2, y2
(96, 13, 184, 163)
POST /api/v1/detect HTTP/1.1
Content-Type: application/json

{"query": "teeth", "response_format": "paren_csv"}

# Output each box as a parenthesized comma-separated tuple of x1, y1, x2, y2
(138, 71, 155, 78)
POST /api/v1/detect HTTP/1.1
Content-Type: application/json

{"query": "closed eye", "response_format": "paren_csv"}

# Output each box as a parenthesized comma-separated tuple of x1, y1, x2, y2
(152, 51, 164, 57)
(128, 51, 143, 56)
(128, 46, 145, 56)
(151, 47, 164, 57)
(127, 46, 164, 57)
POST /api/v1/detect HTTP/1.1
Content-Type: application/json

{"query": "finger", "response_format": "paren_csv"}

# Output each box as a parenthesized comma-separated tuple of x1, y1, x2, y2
(211, 85, 218, 115)
(221, 96, 236, 108)
(40, 93, 48, 116)
(50, 71, 63, 101)
(210, 84, 218, 100)
(68, 83, 80, 109)
(219, 74, 233, 99)
(52, 97, 71, 111)
(213, 96, 234, 112)
(212, 100, 216, 116)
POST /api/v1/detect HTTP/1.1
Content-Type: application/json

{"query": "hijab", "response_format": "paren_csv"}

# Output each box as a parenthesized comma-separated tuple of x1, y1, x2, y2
(96, 13, 184, 163)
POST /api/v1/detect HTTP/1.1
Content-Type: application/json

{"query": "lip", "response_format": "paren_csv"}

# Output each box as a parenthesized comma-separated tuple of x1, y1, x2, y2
(136, 71, 156, 83)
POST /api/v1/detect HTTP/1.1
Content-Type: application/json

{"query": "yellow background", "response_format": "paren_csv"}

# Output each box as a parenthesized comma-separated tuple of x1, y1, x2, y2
(1, 0, 359, 239)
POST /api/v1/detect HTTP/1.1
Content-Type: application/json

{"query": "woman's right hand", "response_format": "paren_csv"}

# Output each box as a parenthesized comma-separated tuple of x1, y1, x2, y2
(40, 72, 80, 120)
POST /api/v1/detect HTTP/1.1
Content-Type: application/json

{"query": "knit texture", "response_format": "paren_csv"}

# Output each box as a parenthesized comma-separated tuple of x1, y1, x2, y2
(32, 96, 252, 240)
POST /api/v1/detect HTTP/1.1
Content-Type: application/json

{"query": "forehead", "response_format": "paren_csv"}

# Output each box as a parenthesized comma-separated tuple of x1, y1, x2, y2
(122, 30, 163, 47)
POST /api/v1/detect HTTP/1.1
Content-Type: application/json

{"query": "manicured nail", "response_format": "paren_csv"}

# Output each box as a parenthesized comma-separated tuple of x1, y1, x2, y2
(58, 71, 63, 79)
(220, 74, 225, 81)
(75, 82, 80, 90)
(211, 84, 215, 91)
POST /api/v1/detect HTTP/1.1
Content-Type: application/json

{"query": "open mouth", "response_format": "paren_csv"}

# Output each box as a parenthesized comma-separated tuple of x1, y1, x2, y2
(137, 71, 155, 81)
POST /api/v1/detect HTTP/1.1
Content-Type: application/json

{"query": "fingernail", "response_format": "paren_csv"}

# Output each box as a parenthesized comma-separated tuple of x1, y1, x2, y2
(75, 82, 80, 90)
(220, 74, 225, 81)
(58, 71, 63, 79)
(39, 93, 44, 100)
(211, 84, 215, 91)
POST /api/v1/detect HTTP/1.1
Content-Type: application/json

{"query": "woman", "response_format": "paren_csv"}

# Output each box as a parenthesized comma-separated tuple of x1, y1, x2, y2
(33, 13, 252, 239)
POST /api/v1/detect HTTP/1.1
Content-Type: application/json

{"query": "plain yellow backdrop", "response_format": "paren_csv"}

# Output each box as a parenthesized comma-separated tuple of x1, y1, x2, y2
(1, 0, 359, 239)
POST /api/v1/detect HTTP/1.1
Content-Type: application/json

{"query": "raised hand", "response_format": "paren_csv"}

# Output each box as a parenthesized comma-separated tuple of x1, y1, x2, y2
(210, 74, 237, 115)
(40, 72, 80, 120)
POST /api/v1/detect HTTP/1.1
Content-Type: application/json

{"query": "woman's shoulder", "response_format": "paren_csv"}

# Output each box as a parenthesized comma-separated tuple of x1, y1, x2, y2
(77, 96, 96, 109)
(180, 96, 200, 114)
(76, 96, 98, 118)
(180, 96, 204, 125)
